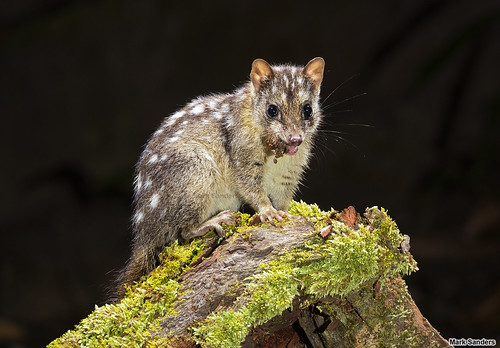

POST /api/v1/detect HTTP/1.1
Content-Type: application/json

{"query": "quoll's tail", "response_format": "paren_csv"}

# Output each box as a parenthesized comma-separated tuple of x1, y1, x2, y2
(111, 248, 157, 301)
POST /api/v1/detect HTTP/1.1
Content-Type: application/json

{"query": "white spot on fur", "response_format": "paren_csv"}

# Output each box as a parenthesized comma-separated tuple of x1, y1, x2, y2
(187, 98, 199, 107)
(148, 154, 158, 163)
(282, 91, 287, 101)
(134, 210, 144, 224)
(145, 178, 152, 190)
(174, 129, 184, 135)
(202, 119, 209, 125)
(192, 104, 204, 115)
(297, 76, 304, 85)
(160, 154, 167, 161)
(283, 75, 289, 88)
(208, 99, 218, 109)
(168, 136, 179, 143)
(136, 174, 142, 191)
(154, 128, 163, 135)
(272, 85, 277, 94)
(150, 193, 160, 208)
(298, 89, 309, 100)
(166, 111, 185, 126)
(220, 103, 230, 114)
(173, 111, 185, 119)
(182, 120, 188, 125)
(213, 112, 222, 120)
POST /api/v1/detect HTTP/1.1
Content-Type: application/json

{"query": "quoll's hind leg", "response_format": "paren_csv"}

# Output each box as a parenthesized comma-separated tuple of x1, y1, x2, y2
(181, 210, 236, 240)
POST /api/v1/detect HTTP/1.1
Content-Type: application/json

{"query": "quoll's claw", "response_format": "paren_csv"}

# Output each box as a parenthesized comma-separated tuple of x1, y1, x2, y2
(277, 210, 290, 218)
(211, 223, 225, 237)
(254, 207, 289, 226)
(216, 210, 237, 226)
(211, 210, 237, 236)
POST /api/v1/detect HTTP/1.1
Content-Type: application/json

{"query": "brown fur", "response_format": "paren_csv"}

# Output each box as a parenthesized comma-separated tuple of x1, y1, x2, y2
(115, 58, 325, 297)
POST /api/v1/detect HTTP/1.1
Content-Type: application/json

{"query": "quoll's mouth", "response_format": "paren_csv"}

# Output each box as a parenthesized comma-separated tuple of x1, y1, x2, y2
(285, 134, 303, 155)
(286, 144, 299, 155)
(268, 136, 302, 160)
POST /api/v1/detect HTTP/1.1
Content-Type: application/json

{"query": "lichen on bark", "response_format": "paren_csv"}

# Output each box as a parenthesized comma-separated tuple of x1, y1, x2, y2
(49, 202, 450, 348)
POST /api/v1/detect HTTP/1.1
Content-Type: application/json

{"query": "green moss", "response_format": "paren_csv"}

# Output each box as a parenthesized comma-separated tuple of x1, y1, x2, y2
(192, 265, 299, 347)
(49, 203, 418, 348)
(192, 204, 418, 348)
(373, 278, 428, 347)
(314, 277, 425, 347)
(288, 200, 334, 221)
(48, 239, 207, 348)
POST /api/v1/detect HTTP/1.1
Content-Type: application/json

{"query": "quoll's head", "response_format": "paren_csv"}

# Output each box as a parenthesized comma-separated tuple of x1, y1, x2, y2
(250, 57, 325, 156)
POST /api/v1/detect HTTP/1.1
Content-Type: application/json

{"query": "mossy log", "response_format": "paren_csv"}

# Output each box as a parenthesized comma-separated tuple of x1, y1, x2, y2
(49, 202, 451, 347)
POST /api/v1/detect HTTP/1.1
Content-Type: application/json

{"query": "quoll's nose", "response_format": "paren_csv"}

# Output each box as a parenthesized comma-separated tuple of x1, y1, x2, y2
(288, 134, 303, 146)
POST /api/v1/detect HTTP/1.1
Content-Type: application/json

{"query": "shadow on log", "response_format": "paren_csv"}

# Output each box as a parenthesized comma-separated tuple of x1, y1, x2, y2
(49, 202, 451, 347)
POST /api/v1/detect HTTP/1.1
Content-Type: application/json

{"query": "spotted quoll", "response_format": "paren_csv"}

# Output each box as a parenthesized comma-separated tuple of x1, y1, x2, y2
(117, 57, 325, 293)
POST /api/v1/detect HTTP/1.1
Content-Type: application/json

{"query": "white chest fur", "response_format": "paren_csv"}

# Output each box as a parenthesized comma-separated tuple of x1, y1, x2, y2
(262, 149, 308, 209)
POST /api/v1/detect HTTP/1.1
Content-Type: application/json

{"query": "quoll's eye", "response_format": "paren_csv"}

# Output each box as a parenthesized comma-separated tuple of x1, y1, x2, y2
(303, 103, 313, 119)
(266, 104, 279, 118)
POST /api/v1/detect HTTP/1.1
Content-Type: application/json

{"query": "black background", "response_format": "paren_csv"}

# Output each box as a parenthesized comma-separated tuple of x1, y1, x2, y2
(1, 0, 499, 346)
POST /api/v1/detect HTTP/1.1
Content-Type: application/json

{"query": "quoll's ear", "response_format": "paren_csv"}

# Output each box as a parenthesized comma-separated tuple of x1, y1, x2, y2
(250, 59, 274, 92)
(303, 57, 325, 90)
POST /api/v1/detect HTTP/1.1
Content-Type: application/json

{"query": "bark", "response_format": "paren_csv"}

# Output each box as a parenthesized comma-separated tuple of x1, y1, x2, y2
(161, 212, 450, 347)
(49, 206, 452, 348)
(164, 216, 314, 337)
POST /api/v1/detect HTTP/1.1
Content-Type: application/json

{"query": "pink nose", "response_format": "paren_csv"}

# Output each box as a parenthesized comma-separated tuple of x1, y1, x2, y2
(288, 135, 303, 146)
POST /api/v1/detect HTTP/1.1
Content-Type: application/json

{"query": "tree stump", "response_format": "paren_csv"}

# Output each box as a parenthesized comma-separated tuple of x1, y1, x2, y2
(49, 202, 451, 347)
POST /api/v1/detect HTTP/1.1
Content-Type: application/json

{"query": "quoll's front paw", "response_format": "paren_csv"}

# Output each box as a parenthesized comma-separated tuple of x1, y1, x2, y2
(250, 207, 289, 226)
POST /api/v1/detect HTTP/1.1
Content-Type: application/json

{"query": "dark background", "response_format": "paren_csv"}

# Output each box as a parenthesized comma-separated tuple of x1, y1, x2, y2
(1, 0, 499, 346)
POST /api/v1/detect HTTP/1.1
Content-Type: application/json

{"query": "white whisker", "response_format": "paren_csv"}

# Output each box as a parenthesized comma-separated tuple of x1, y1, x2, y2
(321, 73, 361, 106)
